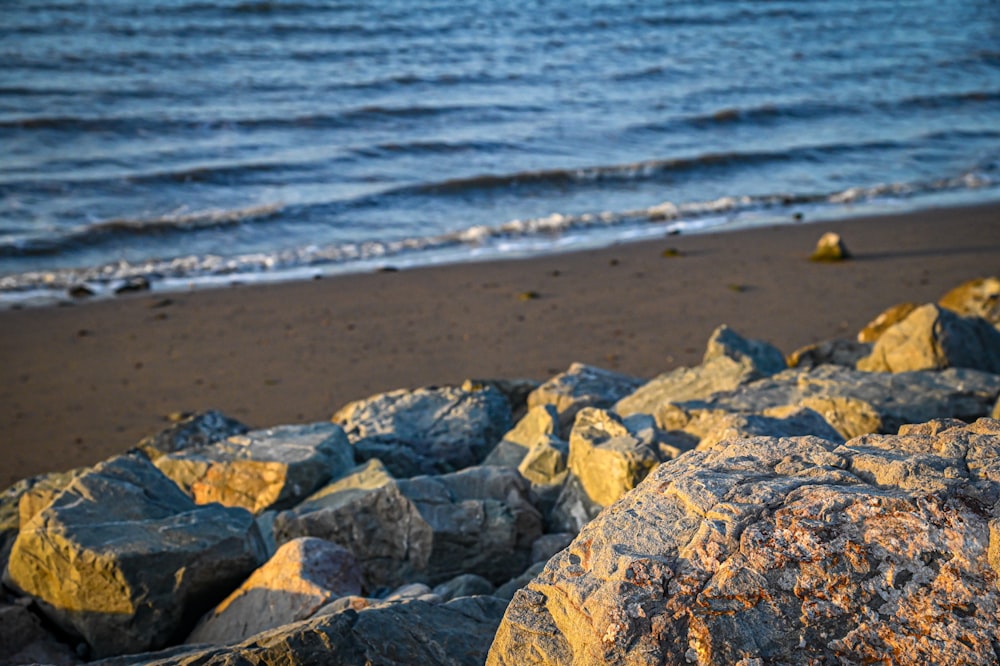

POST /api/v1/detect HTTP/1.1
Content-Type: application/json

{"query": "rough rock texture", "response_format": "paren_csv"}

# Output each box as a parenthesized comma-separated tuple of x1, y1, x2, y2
(517, 435, 569, 487)
(1, 598, 80, 666)
(3, 453, 266, 658)
(186, 537, 364, 645)
(154, 422, 354, 514)
(433, 574, 495, 601)
(616, 326, 785, 419)
(466, 378, 540, 422)
(1, 468, 84, 574)
(659, 365, 1000, 438)
(527, 363, 643, 434)
(809, 231, 851, 261)
(857, 304, 1000, 373)
(694, 408, 846, 451)
(333, 383, 513, 477)
(482, 404, 561, 468)
(273, 461, 541, 588)
(136, 411, 249, 460)
(786, 338, 872, 370)
(939, 276, 1000, 325)
(98, 596, 508, 666)
(857, 302, 919, 343)
(488, 419, 1000, 666)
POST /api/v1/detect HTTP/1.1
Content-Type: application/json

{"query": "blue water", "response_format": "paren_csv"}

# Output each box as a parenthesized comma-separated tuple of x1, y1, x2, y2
(2, 0, 1000, 300)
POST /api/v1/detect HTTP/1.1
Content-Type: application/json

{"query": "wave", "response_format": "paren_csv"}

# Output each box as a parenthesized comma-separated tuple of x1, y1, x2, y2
(2, 171, 994, 293)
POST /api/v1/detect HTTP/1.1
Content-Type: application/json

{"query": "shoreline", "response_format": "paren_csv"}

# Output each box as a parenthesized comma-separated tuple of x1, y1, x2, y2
(1, 201, 998, 487)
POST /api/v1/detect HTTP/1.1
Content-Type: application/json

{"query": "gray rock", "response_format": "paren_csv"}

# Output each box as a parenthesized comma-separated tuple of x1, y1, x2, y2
(3, 453, 266, 658)
(154, 422, 354, 514)
(658, 364, 1000, 438)
(466, 378, 540, 422)
(274, 462, 542, 588)
(488, 419, 1000, 665)
(136, 411, 249, 460)
(333, 383, 513, 477)
(695, 408, 846, 451)
(787, 338, 872, 370)
(527, 363, 642, 434)
(857, 304, 1000, 373)
(530, 532, 574, 564)
(1, 468, 85, 575)
(99, 596, 508, 666)
(433, 574, 495, 601)
(547, 475, 604, 535)
(1, 598, 80, 666)
(703, 324, 787, 376)
(493, 562, 546, 602)
(482, 404, 560, 468)
(185, 537, 364, 645)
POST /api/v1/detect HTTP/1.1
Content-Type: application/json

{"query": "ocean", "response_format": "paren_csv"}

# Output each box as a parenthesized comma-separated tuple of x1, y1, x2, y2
(2, 0, 999, 304)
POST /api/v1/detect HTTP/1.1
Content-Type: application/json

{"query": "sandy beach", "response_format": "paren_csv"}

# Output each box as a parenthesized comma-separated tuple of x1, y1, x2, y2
(1, 202, 998, 488)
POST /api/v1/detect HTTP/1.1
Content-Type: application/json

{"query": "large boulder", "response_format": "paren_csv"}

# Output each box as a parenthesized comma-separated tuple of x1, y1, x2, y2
(658, 364, 1000, 437)
(488, 419, 1000, 665)
(1, 468, 84, 575)
(527, 363, 642, 434)
(273, 461, 541, 588)
(3, 453, 266, 658)
(95, 596, 507, 666)
(185, 537, 363, 645)
(482, 404, 561, 468)
(153, 423, 354, 514)
(939, 276, 1000, 325)
(615, 326, 785, 419)
(857, 302, 919, 343)
(333, 383, 513, 477)
(857, 304, 1000, 373)
(136, 410, 249, 460)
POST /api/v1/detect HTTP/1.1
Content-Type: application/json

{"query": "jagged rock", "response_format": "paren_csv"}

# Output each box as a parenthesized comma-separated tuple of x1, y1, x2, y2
(547, 475, 604, 535)
(3, 453, 266, 658)
(482, 404, 560, 467)
(136, 411, 249, 460)
(1, 597, 80, 666)
(857, 304, 1000, 373)
(517, 435, 569, 487)
(465, 378, 540, 422)
(274, 461, 541, 588)
(488, 419, 1000, 665)
(787, 338, 872, 369)
(695, 408, 846, 451)
(383, 582, 438, 603)
(857, 302, 919, 343)
(658, 365, 1000, 437)
(531, 533, 574, 564)
(333, 383, 513, 477)
(95, 596, 507, 666)
(1, 468, 84, 575)
(567, 408, 661, 508)
(809, 230, 851, 261)
(185, 537, 364, 645)
(494, 562, 546, 602)
(527, 363, 642, 434)
(432, 574, 495, 601)
(939, 276, 1000, 325)
(154, 422, 353, 514)
(616, 326, 785, 419)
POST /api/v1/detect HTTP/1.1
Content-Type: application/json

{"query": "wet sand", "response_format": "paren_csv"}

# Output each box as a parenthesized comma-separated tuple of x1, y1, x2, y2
(1, 202, 998, 487)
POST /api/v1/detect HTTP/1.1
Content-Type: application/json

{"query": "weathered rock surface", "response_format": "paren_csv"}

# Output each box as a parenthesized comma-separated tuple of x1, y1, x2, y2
(433, 573, 495, 601)
(333, 383, 513, 477)
(489, 419, 1000, 665)
(274, 461, 541, 588)
(136, 411, 249, 460)
(1, 468, 84, 574)
(186, 537, 364, 645)
(939, 276, 1000, 325)
(809, 230, 850, 261)
(1, 597, 80, 666)
(517, 434, 569, 487)
(857, 303, 1000, 373)
(527, 362, 642, 433)
(154, 422, 354, 514)
(694, 408, 846, 451)
(659, 364, 1000, 438)
(482, 404, 561, 468)
(786, 338, 872, 370)
(857, 302, 919, 343)
(616, 326, 785, 419)
(3, 453, 266, 658)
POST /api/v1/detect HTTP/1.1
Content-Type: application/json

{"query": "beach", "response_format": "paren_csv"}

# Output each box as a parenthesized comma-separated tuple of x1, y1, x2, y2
(1, 202, 998, 488)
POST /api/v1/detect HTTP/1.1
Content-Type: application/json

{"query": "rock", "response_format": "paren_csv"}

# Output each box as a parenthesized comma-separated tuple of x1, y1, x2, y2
(857, 302, 919, 343)
(384, 582, 438, 603)
(185, 537, 364, 645)
(939, 276, 1000, 325)
(274, 461, 541, 588)
(994, 397, 1000, 420)
(786, 338, 872, 369)
(809, 230, 851, 261)
(695, 408, 846, 451)
(1, 598, 80, 666)
(113, 275, 151, 294)
(488, 420, 1000, 665)
(567, 408, 661, 508)
(548, 476, 605, 535)
(494, 562, 546, 602)
(136, 410, 249, 460)
(3, 453, 266, 658)
(517, 435, 569, 486)
(482, 404, 560, 468)
(465, 378, 540, 422)
(154, 422, 353, 514)
(433, 574, 495, 601)
(658, 364, 1000, 438)
(333, 383, 513, 477)
(616, 326, 785, 419)
(527, 363, 643, 434)
(857, 304, 1000, 373)
(530, 532, 574, 564)
(1, 468, 85, 574)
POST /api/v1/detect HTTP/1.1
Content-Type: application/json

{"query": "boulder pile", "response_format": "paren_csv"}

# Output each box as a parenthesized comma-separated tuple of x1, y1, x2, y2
(1, 276, 999, 665)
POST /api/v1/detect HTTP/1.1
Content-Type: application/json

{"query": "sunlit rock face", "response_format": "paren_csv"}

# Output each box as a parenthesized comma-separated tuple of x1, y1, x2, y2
(488, 419, 1000, 666)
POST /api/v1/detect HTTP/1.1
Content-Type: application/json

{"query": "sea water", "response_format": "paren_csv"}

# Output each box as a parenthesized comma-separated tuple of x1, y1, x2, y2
(2, 0, 999, 302)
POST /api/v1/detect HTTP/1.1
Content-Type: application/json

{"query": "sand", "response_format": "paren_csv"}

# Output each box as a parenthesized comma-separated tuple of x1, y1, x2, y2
(1, 202, 998, 487)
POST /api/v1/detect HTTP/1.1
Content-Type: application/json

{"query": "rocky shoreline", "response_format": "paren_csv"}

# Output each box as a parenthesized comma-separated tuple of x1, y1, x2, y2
(2, 276, 1000, 665)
